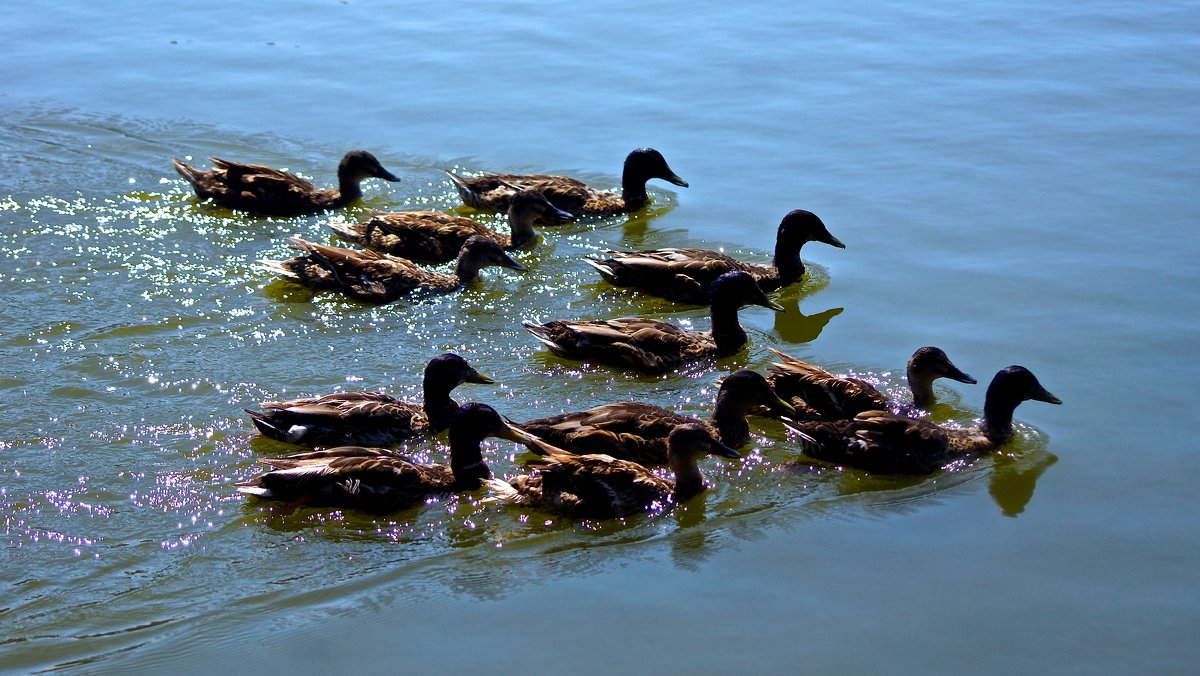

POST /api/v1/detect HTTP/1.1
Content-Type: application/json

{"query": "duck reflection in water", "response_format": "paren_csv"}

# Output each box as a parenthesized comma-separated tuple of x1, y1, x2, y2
(773, 293, 843, 344)
(989, 449, 1058, 517)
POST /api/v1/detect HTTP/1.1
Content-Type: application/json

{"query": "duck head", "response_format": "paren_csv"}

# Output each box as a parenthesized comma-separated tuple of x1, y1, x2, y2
(624, 147, 689, 188)
(339, 149, 400, 183)
(709, 271, 785, 312)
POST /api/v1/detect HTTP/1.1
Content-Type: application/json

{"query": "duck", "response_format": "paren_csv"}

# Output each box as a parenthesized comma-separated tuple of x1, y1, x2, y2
(244, 353, 494, 448)
(445, 147, 688, 217)
(522, 271, 784, 375)
(583, 209, 845, 305)
(484, 423, 741, 519)
(768, 346, 976, 420)
(783, 365, 1061, 475)
(172, 150, 399, 217)
(237, 402, 545, 512)
(259, 235, 525, 303)
(519, 370, 795, 465)
(327, 189, 575, 263)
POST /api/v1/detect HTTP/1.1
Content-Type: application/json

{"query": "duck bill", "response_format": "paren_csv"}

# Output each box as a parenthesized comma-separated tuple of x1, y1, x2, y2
(497, 422, 565, 456)
(1030, 385, 1062, 405)
(497, 252, 527, 272)
(755, 294, 786, 312)
(769, 395, 798, 418)
(545, 205, 576, 225)
(663, 172, 689, 188)
(376, 168, 401, 182)
(465, 368, 494, 385)
(707, 440, 743, 460)
(948, 367, 977, 385)
(819, 231, 846, 249)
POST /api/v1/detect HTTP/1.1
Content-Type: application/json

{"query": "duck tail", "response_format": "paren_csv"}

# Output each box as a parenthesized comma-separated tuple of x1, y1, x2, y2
(244, 408, 280, 436)
(481, 478, 523, 505)
(581, 257, 618, 282)
(258, 258, 299, 281)
(780, 418, 821, 452)
(235, 479, 274, 498)
(325, 221, 361, 244)
(172, 158, 203, 188)
(443, 169, 475, 202)
(521, 319, 560, 350)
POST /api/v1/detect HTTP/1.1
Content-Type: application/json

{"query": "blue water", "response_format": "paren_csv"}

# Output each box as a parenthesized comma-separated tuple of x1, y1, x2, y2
(2, 1, 1198, 672)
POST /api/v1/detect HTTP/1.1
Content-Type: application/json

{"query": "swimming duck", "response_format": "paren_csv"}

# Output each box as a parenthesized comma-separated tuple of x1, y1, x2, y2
(522, 271, 784, 375)
(327, 190, 575, 263)
(244, 353, 494, 448)
(260, 235, 525, 303)
(485, 423, 741, 519)
(237, 403, 544, 512)
(768, 346, 976, 420)
(445, 147, 688, 217)
(584, 210, 845, 305)
(783, 365, 1061, 475)
(519, 370, 795, 465)
(172, 150, 399, 217)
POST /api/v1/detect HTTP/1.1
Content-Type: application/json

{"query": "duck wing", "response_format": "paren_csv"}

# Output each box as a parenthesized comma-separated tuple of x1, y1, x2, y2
(238, 452, 454, 510)
(788, 411, 972, 475)
(524, 451, 673, 518)
(248, 391, 427, 447)
(521, 402, 695, 464)
(768, 349, 889, 420)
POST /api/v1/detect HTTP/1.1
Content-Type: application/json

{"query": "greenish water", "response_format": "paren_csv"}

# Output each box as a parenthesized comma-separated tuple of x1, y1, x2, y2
(2, 1, 1198, 673)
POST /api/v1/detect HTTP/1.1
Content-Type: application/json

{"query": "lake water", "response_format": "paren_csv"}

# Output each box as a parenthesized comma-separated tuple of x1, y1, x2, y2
(2, 1, 1198, 672)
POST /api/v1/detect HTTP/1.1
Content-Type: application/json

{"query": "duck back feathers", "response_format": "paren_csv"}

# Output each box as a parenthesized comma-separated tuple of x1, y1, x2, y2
(173, 150, 398, 217)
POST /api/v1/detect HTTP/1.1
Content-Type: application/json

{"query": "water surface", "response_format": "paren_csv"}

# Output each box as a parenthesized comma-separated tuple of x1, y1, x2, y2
(2, 1, 1198, 673)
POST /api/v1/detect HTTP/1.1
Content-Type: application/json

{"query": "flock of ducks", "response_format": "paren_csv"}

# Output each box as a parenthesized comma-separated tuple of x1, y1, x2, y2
(172, 147, 1062, 520)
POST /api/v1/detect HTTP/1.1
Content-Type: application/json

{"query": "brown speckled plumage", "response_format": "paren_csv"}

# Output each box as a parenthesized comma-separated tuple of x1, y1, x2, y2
(784, 366, 1061, 475)
(485, 423, 741, 519)
(328, 190, 573, 263)
(768, 346, 976, 420)
(522, 271, 784, 375)
(237, 403, 545, 512)
(260, 235, 525, 303)
(445, 147, 688, 216)
(172, 150, 399, 217)
(584, 210, 845, 304)
(519, 370, 794, 465)
(244, 353, 494, 448)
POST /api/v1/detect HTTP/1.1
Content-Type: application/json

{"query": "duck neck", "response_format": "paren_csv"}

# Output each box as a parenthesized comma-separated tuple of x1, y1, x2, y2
(453, 253, 484, 285)
(709, 301, 749, 355)
(711, 390, 750, 447)
(980, 397, 1018, 444)
(506, 208, 537, 248)
(447, 430, 491, 489)
(907, 369, 937, 408)
(336, 172, 364, 206)
(669, 453, 706, 502)
(422, 380, 458, 432)
(772, 241, 806, 285)
(620, 167, 650, 212)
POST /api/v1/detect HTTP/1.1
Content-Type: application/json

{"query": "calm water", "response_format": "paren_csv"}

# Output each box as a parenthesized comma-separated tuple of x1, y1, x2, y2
(2, 1, 1198, 673)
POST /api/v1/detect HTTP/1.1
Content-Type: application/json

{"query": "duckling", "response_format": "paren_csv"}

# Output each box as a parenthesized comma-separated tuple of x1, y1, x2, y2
(172, 150, 399, 217)
(445, 147, 688, 217)
(485, 423, 741, 519)
(584, 210, 845, 305)
(244, 353, 494, 448)
(768, 346, 976, 420)
(783, 365, 1061, 475)
(522, 271, 784, 375)
(519, 370, 795, 465)
(327, 190, 575, 263)
(237, 403, 545, 512)
(260, 235, 525, 304)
